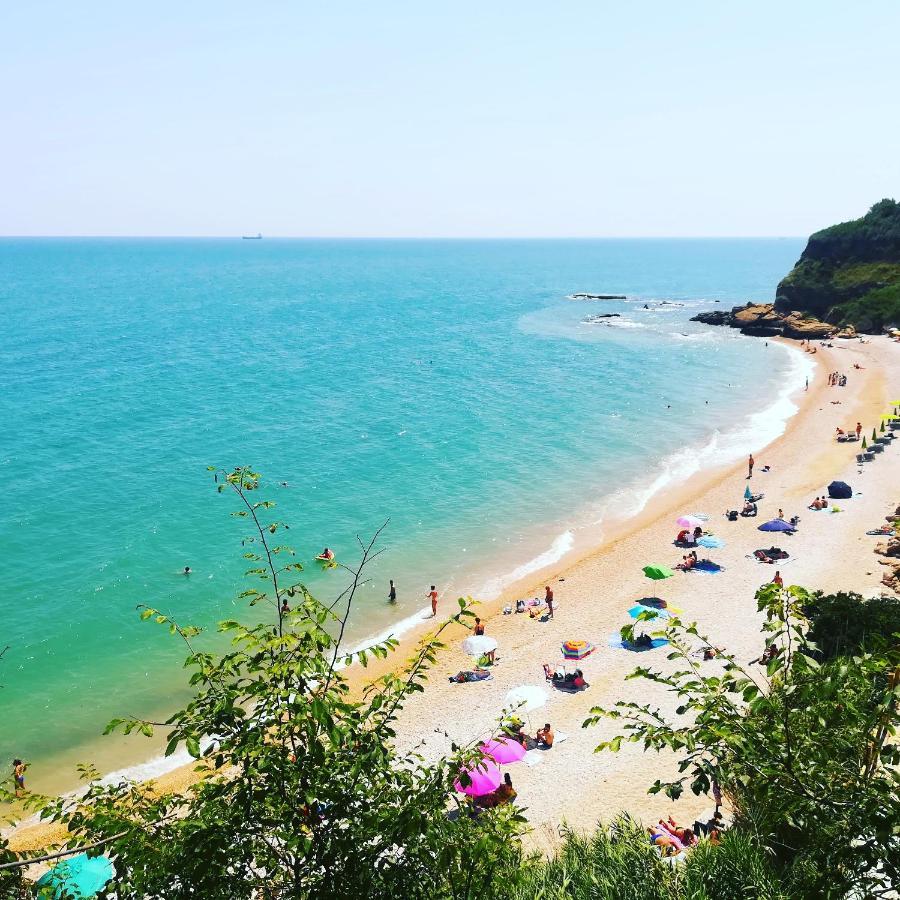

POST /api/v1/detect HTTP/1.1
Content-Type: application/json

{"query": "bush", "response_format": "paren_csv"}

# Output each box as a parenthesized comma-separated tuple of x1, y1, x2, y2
(804, 591, 900, 659)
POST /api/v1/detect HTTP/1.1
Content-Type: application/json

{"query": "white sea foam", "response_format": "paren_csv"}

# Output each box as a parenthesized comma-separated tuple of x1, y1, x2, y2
(478, 530, 575, 600)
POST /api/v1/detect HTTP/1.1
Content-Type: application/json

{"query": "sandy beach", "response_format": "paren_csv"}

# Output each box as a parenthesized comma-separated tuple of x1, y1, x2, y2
(8, 335, 899, 857)
(388, 334, 900, 849)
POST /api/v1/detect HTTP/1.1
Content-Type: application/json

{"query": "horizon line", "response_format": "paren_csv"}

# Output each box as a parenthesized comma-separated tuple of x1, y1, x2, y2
(0, 234, 806, 240)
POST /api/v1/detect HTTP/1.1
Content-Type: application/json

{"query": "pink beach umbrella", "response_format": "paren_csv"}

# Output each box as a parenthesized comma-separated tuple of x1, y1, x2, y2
(479, 737, 527, 765)
(454, 759, 502, 796)
(676, 515, 703, 530)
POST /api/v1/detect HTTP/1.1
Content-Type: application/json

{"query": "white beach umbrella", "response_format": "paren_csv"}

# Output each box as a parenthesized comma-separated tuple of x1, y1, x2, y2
(504, 685, 548, 713)
(462, 635, 498, 657)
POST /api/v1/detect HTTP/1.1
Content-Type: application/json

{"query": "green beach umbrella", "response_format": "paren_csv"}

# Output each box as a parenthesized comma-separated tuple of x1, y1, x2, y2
(872, 428, 878, 441)
(642, 564, 675, 580)
(862, 436, 868, 449)
(881, 420, 886, 432)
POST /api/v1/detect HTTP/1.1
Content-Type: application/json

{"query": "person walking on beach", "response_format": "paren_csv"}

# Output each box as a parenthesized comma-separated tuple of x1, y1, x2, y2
(544, 585, 554, 619)
(772, 570, 783, 588)
(388, 579, 397, 603)
(428, 585, 438, 617)
(12, 759, 27, 798)
(747, 454, 754, 478)
(856, 422, 862, 439)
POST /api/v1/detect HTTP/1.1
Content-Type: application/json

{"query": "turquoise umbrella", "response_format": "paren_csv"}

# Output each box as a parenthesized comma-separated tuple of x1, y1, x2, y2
(744, 485, 752, 500)
(697, 535, 725, 549)
(36, 853, 113, 898)
(628, 604, 671, 620)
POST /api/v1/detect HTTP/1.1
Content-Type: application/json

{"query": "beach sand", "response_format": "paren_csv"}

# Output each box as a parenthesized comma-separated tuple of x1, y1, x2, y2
(8, 335, 899, 857)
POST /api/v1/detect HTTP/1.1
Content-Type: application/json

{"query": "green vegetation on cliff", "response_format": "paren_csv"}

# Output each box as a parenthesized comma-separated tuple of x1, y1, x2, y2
(776, 199, 900, 331)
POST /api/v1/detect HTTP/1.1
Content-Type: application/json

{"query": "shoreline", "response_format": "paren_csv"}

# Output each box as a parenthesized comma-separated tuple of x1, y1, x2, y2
(8, 334, 898, 854)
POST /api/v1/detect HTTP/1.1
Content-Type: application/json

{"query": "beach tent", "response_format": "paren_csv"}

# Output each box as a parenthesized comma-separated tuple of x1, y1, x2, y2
(480, 737, 526, 764)
(36, 854, 114, 899)
(561, 639, 596, 660)
(758, 519, 796, 533)
(455, 759, 502, 796)
(827, 481, 852, 499)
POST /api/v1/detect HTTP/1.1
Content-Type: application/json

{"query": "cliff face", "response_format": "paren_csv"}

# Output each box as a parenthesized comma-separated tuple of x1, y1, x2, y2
(775, 199, 900, 332)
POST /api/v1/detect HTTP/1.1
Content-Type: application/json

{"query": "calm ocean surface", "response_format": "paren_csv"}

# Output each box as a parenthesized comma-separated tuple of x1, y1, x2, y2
(1, 238, 806, 791)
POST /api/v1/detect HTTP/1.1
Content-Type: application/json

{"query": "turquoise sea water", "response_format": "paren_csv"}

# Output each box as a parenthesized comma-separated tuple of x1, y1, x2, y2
(1, 238, 806, 792)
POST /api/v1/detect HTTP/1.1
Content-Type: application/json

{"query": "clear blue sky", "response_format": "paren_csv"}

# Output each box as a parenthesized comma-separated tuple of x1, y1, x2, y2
(2, 1, 898, 237)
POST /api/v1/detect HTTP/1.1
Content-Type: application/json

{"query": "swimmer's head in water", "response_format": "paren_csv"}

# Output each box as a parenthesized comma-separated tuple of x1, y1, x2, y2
(184, 566, 191, 574)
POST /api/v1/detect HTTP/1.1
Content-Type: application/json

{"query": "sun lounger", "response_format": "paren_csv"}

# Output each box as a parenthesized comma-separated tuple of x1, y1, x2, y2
(863, 451, 875, 461)
(872, 443, 884, 454)
(856, 454, 867, 465)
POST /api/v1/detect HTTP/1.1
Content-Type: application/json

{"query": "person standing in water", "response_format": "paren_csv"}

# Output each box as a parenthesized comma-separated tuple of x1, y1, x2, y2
(428, 585, 438, 617)
(747, 454, 754, 478)
(12, 759, 27, 798)
(388, 580, 397, 603)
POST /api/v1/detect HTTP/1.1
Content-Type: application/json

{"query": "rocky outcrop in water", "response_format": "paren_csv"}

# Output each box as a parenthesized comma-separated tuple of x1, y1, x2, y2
(690, 303, 835, 339)
(570, 293, 627, 300)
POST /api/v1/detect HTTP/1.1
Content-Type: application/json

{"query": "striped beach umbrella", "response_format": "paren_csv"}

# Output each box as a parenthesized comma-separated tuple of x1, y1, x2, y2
(561, 639, 596, 660)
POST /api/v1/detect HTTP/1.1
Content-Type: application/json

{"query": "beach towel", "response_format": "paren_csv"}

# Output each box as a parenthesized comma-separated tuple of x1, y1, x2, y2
(449, 670, 493, 683)
(694, 560, 723, 573)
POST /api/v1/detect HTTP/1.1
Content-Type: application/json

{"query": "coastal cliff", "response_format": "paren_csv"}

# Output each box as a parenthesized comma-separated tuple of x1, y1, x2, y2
(692, 199, 900, 336)
(775, 198, 900, 333)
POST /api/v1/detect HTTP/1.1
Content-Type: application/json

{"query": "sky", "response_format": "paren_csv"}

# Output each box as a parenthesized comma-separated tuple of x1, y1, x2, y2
(2, 1, 899, 237)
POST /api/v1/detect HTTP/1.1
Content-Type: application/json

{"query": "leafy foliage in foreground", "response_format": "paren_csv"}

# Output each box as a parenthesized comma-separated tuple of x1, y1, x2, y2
(26, 468, 526, 899)
(511, 818, 790, 900)
(804, 590, 900, 660)
(586, 582, 900, 898)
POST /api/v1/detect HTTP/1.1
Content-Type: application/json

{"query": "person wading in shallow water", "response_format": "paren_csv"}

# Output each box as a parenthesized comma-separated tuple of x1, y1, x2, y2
(388, 579, 397, 603)
(428, 585, 438, 617)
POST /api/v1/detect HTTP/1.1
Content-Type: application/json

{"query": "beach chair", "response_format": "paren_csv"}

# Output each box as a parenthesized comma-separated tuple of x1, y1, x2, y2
(863, 451, 875, 461)
(872, 443, 884, 454)
(856, 453, 867, 465)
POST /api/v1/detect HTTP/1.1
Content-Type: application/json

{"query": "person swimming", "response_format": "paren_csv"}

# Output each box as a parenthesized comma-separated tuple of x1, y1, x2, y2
(183, 566, 191, 576)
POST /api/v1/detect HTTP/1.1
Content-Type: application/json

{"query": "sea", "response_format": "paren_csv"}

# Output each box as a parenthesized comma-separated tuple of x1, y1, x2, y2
(1, 237, 810, 795)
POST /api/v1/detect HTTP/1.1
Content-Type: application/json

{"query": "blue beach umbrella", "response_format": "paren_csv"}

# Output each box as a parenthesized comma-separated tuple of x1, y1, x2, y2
(628, 604, 672, 620)
(758, 519, 796, 533)
(697, 535, 725, 549)
(744, 485, 752, 500)
(36, 853, 114, 898)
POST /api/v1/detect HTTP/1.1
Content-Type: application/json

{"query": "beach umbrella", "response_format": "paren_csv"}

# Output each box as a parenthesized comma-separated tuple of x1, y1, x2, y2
(36, 854, 114, 899)
(454, 759, 502, 796)
(628, 604, 672, 620)
(697, 535, 725, 549)
(504, 685, 548, 713)
(480, 736, 527, 764)
(872, 428, 878, 441)
(676, 515, 703, 529)
(744, 485, 753, 500)
(758, 519, 796, 533)
(561, 639, 596, 660)
(862, 436, 868, 449)
(642, 564, 675, 580)
(462, 635, 497, 657)
(827, 480, 852, 499)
